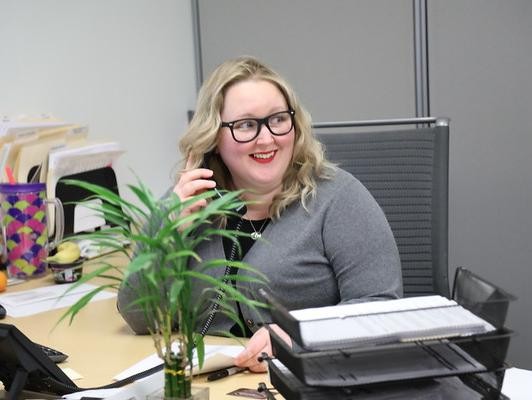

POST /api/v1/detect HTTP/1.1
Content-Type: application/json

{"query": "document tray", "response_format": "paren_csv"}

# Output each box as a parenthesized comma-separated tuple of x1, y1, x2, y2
(262, 268, 513, 390)
(268, 358, 506, 400)
(268, 327, 511, 387)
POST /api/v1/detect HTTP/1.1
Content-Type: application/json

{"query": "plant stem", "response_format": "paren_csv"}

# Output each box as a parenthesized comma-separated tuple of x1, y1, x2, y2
(164, 352, 191, 399)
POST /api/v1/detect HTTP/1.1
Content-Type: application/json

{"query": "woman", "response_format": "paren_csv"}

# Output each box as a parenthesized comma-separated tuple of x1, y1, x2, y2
(118, 56, 402, 372)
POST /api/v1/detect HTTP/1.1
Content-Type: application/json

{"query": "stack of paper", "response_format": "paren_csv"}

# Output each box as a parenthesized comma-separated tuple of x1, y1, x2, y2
(0, 115, 125, 243)
(0, 283, 116, 318)
(291, 295, 496, 350)
(113, 343, 244, 381)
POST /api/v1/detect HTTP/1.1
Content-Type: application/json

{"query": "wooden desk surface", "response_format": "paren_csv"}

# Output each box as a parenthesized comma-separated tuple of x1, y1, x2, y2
(1, 258, 274, 399)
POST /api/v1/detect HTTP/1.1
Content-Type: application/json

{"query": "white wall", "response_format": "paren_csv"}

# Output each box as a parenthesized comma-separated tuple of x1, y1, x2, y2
(0, 0, 196, 198)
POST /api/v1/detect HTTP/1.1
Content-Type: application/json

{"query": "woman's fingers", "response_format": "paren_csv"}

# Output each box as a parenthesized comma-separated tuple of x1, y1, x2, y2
(172, 159, 218, 229)
(234, 328, 271, 372)
(234, 325, 293, 373)
(175, 177, 216, 199)
(174, 168, 215, 196)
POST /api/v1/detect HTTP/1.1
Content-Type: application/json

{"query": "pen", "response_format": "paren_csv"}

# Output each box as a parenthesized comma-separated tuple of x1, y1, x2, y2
(207, 366, 245, 381)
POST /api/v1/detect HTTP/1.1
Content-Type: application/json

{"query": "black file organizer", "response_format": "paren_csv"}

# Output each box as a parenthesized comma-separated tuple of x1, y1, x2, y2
(55, 166, 120, 237)
(263, 267, 515, 399)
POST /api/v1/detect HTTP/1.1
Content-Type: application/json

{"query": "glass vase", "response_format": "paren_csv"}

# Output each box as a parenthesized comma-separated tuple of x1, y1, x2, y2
(148, 386, 209, 400)
(149, 353, 209, 400)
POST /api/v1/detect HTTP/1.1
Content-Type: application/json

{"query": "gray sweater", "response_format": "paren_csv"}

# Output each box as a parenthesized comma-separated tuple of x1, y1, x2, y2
(117, 168, 402, 335)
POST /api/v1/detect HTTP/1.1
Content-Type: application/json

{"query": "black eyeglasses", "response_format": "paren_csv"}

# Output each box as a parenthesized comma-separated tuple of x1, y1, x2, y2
(221, 110, 295, 143)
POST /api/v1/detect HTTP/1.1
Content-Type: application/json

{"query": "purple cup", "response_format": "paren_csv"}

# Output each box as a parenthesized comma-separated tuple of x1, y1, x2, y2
(0, 183, 64, 279)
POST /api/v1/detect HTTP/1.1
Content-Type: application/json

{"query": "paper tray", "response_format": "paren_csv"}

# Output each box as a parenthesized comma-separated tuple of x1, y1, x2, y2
(268, 327, 512, 387)
(259, 268, 515, 353)
(268, 358, 506, 400)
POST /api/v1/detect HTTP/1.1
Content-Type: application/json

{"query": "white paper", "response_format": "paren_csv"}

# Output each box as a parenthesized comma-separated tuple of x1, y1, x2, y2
(45, 141, 124, 232)
(47, 141, 124, 176)
(291, 295, 496, 350)
(502, 367, 532, 400)
(114, 344, 244, 381)
(73, 199, 106, 233)
(290, 295, 456, 321)
(63, 369, 163, 400)
(77, 235, 130, 260)
(0, 283, 116, 317)
(0, 119, 68, 137)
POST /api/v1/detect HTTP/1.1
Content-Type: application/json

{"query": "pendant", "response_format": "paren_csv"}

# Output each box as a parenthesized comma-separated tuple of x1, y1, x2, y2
(251, 231, 261, 240)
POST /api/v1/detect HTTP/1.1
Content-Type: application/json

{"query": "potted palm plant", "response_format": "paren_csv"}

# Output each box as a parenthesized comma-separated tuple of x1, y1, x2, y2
(57, 178, 268, 399)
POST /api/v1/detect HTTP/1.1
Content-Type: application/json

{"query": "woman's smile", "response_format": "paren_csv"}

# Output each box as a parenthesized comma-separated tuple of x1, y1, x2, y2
(250, 150, 277, 163)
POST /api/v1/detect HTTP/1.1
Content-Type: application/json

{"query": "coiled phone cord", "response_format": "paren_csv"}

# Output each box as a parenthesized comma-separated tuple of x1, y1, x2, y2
(199, 217, 243, 337)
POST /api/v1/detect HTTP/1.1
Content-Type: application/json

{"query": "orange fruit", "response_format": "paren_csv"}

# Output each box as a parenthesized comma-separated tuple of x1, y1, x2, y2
(0, 271, 7, 292)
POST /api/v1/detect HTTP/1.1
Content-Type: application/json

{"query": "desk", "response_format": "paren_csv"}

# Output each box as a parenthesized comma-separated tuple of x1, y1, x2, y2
(2, 261, 526, 399)
(1, 262, 273, 399)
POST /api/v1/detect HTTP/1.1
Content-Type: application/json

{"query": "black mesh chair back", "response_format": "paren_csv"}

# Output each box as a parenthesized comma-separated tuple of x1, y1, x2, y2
(315, 117, 450, 297)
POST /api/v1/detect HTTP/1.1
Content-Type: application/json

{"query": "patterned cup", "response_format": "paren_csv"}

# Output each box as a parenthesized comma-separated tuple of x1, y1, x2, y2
(0, 183, 64, 279)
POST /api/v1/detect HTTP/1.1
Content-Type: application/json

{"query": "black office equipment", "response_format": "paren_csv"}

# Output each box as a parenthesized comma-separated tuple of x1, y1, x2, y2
(0, 323, 162, 398)
(55, 166, 120, 237)
(315, 117, 450, 297)
(268, 359, 491, 400)
(263, 267, 514, 399)
(38, 343, 69, 363)
(0, 323, 78, 399)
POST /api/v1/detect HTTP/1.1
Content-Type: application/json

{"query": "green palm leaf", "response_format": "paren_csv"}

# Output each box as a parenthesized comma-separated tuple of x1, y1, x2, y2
(57, 178, 270, 374)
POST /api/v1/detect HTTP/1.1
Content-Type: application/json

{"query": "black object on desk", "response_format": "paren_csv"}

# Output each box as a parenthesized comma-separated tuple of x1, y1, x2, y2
(0, 323, 77, 399)
(0, 304, 6, 319)
(37, 343, 69, 363)
(0, 323, 166, 398)
(207, 366, 245, 381)
(56, 166, 120, 237)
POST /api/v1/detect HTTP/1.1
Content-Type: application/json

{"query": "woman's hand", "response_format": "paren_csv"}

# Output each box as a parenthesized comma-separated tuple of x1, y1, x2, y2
(234, 325, 292, 373)
(173, 158, 217, 220)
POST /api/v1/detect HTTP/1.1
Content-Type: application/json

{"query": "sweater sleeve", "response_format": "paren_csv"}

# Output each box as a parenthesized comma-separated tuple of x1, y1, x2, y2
(322, 173, 403, 303)
(116, 273, 152, 335)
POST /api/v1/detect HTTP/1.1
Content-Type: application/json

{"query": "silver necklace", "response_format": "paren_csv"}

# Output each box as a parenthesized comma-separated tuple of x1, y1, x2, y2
(248, 219, 268, 240)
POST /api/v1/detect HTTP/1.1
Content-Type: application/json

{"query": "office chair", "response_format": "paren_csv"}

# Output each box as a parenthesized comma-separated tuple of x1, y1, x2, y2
(315, 117, 450, 297)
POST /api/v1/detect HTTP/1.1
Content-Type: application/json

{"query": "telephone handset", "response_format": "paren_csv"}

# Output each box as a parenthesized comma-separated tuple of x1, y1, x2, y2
(200, 152, 246, 215)
(201, 152, 223, 200)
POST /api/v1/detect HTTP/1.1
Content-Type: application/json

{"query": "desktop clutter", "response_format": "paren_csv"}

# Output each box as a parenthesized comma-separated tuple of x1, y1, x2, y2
(0, 115, 124, 285)
(0, 115, 518, 399)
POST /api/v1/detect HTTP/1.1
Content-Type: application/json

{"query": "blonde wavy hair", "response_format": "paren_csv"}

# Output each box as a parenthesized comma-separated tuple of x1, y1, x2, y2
(179, 56, 335, 218)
